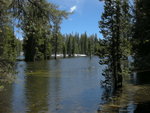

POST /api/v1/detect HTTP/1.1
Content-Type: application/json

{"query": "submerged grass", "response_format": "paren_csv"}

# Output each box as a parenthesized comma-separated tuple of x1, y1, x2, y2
(98, 82, 150, 113)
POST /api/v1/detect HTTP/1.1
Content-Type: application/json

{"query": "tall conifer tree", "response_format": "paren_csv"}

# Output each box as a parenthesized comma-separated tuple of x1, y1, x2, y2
(99, 0, 131, 89)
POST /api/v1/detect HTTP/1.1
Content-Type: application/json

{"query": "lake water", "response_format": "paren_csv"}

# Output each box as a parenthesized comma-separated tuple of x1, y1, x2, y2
(0, 56, 150, 113)
(0, 56, 105, 113)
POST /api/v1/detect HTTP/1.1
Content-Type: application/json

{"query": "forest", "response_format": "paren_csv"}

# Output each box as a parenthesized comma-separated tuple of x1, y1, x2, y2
(0, 0, 150, 113)
(0, 0, 101, 88)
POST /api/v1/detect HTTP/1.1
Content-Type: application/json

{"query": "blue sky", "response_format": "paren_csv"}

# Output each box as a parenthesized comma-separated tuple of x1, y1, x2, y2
(50, 0, 104, 38)
(15, 0, 104, 39)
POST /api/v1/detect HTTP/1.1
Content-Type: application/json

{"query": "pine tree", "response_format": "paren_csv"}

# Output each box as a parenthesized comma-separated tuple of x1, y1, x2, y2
(74, 33, 80, 54)
(22, 1, 51, 61)
(133, 0, 150, 70)
(51, 20, 64, 59)
(87, 36, 95, 57)
(80, 32, 88, 54)
(22, 0, 68, 61)
(67, 35, 72, 57)
(99, 0, 131, 89)
(63, 42, 66, 58)
(0, 0, 18, 88)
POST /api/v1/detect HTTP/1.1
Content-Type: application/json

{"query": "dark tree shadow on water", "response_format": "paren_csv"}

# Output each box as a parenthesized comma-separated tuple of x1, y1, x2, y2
(97, 86, 123, 113)
(134, 102, 150, 113)
(98, 71, 150, 113)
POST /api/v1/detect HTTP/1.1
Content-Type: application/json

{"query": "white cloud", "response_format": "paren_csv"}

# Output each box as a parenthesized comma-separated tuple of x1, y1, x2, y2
(70, 5, 77, 13)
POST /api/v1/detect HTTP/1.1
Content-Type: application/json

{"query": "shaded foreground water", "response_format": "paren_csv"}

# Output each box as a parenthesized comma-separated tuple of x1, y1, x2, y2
(0, 56, 150, 113)
(98, 71, 150, 113)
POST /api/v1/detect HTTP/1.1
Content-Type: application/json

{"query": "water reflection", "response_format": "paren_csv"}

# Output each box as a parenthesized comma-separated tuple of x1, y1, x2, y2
(98, 71, 150, 113)
(0, 84, 13, 113)
(134, 102, 150, 113)
(48, 59, 62, 112)
(0, 61, 27, 113)
(12, 61, 27, 113)
(1, 57, 150, 113)
(0, 56, 103, 113)
(131, 71, 150, 85)
(25, 76, 49, 112)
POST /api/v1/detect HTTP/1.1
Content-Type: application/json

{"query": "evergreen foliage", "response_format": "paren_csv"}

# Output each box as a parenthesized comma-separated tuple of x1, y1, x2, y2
(133, 0, 150, 70)
(99, 0, 132, 89)
(22, 1, 51, 61)
(0, 0, 19, 87)
(62, 33, 100, 57)
(21, 0, 68, 61)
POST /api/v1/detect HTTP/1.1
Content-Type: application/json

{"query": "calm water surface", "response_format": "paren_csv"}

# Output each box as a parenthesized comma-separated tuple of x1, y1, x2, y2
(1, 56, 150, 113)
(0, 56, 104, 113)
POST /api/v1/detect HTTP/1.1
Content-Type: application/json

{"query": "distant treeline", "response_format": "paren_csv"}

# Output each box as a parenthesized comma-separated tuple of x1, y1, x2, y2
(33, 32, 100, 59)
(23, 32, 100, 60)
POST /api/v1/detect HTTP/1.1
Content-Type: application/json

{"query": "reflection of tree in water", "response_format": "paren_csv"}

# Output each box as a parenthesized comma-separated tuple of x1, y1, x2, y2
(98, 71, 150, 113)
(0, 61, 27, 113)
(100, 88, 112, 104)
(25, 61, 50, 113)
(134, 102, 150, 113)
(48, 59, 62, 112)
(0, 85, 13, 113)
(98, 87, 121, 113)
(25, 76, 49, 113)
